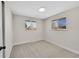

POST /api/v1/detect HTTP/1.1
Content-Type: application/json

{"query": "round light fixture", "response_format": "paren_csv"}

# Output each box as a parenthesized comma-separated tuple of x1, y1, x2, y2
(38, 7, 45, 12)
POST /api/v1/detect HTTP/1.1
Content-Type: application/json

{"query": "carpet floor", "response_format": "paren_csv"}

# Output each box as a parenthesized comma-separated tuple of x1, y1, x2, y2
(10, 40, 79, 58)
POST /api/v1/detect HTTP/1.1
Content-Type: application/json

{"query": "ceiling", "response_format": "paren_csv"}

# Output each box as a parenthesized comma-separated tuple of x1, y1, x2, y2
(6, 1, 79, 19)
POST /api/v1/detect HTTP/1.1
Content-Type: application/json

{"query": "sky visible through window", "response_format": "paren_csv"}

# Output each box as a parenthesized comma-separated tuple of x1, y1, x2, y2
(58, 18, 66, 26)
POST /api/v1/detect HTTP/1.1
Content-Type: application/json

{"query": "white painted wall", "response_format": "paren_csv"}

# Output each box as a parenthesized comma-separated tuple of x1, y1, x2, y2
(5, 3, 13, 57)
(13, 15, 43, 45)
(45, 7, 79, 54)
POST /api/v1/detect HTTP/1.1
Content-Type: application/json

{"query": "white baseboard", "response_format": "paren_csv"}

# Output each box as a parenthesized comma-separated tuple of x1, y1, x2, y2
(46, 39, 79, 55)
(9, 45, 13, 58)
(13, 39, 43, 46)
(6, 45, 13, 58)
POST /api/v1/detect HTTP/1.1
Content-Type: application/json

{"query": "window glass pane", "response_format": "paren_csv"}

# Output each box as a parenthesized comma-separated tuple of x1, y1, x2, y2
(52, 17, 66, 30)
(25, 20, 37, 31)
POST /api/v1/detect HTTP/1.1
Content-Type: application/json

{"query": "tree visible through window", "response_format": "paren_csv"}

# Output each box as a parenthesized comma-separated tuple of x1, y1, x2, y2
(25, 20, 37, 31)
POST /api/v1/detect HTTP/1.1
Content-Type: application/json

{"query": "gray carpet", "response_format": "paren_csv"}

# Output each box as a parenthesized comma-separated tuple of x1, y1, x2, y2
(10, 40, 79, 58)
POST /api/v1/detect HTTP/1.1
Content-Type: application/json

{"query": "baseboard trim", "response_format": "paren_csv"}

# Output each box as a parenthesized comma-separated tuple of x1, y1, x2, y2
(46, 40, 79, 55)
(13, 39, 43, 46)
(9, 45, 13, 58)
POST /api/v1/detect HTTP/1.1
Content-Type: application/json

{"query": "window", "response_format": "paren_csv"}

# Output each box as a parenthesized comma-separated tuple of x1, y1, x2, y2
(25, 20, 37, 31)
(51, 17, 67, 30)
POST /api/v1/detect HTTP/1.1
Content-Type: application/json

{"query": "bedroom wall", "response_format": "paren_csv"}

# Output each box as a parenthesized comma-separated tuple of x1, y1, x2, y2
(13, 15, 43, 45)
(5, 3, 13, 57)
(44, 7, 79, 54)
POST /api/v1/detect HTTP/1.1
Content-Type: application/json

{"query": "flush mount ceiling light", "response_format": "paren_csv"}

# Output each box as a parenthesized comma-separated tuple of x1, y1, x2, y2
(38, 7, 46, 12)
